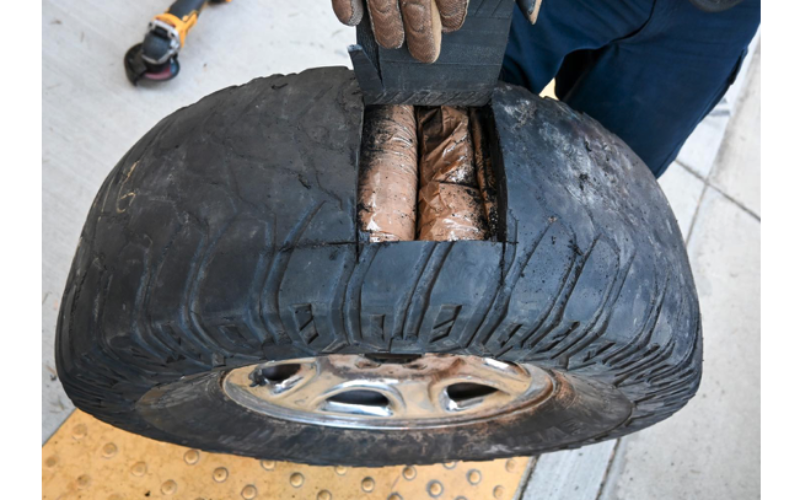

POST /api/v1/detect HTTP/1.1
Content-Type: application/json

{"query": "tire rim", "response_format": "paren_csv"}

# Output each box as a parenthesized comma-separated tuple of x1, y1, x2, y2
(222, 354, 555, 430)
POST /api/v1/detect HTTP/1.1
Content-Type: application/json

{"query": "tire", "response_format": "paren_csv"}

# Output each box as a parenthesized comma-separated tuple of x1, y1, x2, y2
(56, 67, 701, 466)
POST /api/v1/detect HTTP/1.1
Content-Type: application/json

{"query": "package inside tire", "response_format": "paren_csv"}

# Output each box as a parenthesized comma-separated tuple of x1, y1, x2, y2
(358, 105, 496, 243)
(56, 67, 701, 466)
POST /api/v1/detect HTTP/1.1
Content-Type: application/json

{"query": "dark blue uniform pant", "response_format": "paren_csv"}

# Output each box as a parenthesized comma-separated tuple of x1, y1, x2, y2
(501, 0, 760, 177)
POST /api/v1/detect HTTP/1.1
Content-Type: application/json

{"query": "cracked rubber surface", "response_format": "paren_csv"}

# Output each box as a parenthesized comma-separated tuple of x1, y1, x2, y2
(56, 67, 701, 466)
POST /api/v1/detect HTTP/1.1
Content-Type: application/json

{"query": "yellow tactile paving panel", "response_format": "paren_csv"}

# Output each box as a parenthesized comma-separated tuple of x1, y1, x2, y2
(43, 411, 532, 500)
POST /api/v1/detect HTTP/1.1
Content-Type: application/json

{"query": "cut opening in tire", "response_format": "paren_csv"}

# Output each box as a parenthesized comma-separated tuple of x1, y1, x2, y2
(357, 105, 503, 243)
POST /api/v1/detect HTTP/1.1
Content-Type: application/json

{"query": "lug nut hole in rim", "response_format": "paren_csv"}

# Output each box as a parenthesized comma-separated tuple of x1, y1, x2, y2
(328, 390, 391, 407)
(446, 382, 498, 402)
(250, 363, 302, 386)
(223, 354, 555, 430)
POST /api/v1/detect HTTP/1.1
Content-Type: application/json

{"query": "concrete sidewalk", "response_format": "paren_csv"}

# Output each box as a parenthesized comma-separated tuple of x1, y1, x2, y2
(43, 2, 760, 498)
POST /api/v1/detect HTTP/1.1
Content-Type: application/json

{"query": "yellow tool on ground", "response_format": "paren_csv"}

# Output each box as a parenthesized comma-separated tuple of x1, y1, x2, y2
(124, 0, 232, 85)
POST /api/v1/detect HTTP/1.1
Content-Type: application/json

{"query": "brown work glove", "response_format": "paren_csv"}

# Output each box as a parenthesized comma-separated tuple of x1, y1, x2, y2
(332, 0, 469, 63)
(332, 0, 543, 63)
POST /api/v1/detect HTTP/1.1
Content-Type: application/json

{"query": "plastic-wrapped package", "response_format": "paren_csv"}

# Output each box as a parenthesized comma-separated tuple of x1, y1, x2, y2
(358, 105, 419, 242)
(417, 106, 476, 185)
(416, 106, 487, 241)
(417, 182, 487, 241)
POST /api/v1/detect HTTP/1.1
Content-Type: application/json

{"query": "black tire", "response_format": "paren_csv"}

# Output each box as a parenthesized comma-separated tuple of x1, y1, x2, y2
(56, 67, 701, 466)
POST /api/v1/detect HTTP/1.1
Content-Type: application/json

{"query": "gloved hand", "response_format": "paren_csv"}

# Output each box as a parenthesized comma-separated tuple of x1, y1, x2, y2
(332, 1, 543, 63)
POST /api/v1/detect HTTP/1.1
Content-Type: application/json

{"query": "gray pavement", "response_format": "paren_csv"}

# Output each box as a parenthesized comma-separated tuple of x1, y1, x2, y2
(43, 2, 760, 498)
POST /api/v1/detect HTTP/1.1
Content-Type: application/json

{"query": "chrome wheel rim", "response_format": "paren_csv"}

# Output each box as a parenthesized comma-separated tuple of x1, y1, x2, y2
(222, 354, 555, 430)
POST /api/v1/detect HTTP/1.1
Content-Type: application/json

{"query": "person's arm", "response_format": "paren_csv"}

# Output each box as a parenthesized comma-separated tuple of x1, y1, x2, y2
(331, 0, 541, 63)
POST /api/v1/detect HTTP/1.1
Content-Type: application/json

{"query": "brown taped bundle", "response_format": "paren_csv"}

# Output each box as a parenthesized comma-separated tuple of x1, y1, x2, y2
(358, 105, 419, 242)
(417, 106, 476, 185)
(469, 108, 499, 237)
(417, 182, 487, 241)
(416, 106, 487, 241)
